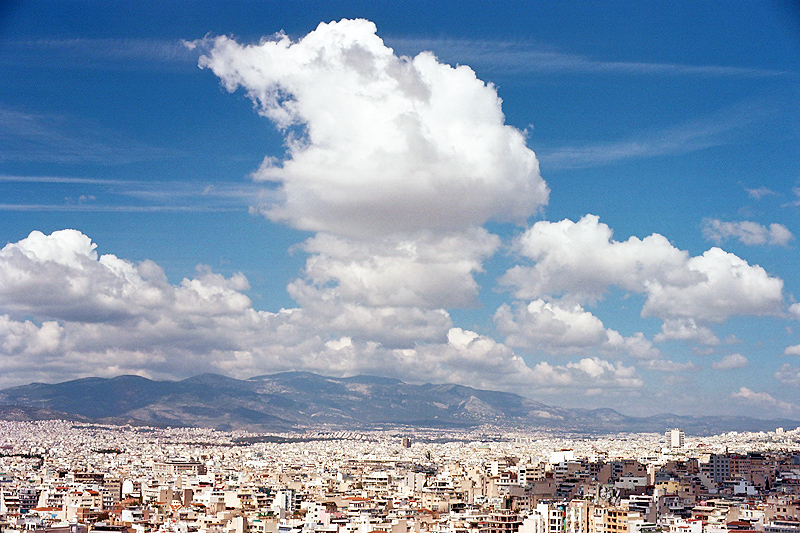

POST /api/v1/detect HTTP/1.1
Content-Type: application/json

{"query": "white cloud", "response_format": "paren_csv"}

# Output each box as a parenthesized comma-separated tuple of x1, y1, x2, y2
(494, 299, 696, 372)
(642, 247, 784, 322)
(606, 331, 662, 362)
(273, 228, 503, 348)
(775, 363, 800, 386)
(293, 229, 499, 309)
(0, 229, 174, 323)
(0, 229, 279, 383)
(784, 344, 800, 356)
(0, 315, 64, 357)
(283, 284, 454, 348)
(605, 331, 695, 372)
(711, 353, 748, 370)
(502, 215, 785, 323)
(702, 219, 793, 246)
(502, 215, 698, 303)
(746, 186, 778, 200)
(220, 326, 527, 394)
(530, 357, 643, 391)
(198, 19, 548, 237)
(494, 300, 610, 352)
(188, 21, 651, 399)
(654, 318, 720, 345)
(411, 328, 538, 388)
(641, 359, 699, 372)
(768, 224, 793, 246)
(732, 387, 796, 411)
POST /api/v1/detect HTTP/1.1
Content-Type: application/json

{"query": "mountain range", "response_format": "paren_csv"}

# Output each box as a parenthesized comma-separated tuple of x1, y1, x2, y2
(0, 372, 795, 435)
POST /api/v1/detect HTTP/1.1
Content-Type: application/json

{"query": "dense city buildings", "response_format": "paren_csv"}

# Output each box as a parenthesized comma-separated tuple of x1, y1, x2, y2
(1, 422, 800, 533)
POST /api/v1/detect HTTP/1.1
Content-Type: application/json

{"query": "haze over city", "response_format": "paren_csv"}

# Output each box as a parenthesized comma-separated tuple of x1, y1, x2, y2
(0, 1, 799, 419)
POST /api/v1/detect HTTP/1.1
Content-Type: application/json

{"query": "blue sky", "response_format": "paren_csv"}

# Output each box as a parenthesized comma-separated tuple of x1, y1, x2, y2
(1, 0, 799, 419)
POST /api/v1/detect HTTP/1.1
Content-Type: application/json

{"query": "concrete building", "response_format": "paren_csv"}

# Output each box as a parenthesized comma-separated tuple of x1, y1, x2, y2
(483, 509, 523, 533)
(665, 430, 685, 451)
(152, 459, 207, 477)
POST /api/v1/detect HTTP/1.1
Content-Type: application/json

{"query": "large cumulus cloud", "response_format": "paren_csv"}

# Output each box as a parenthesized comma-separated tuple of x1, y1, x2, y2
(192, 18, 550, 356)
(197, 19, 548, 236)
(501, 215, 784, 323)
(493, 299, 695, 372)
(0, 230, 252, 324)
(291, 229, 499, 309)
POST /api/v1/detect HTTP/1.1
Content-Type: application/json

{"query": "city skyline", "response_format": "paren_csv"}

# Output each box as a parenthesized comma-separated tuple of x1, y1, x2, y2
(1, 1, 799, 419)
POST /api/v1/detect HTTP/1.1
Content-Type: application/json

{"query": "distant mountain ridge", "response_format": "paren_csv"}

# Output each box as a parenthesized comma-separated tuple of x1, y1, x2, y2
(0, 372, 795, 435)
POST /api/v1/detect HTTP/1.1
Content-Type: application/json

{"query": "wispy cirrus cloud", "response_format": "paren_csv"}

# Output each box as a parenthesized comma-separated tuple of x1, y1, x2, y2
(537, 101, 774, 170)
(0, 204, 239, 213)
(0, 38, 199, 70)
(0, 175, 143, 185)
(0, 107, 177, 165)
(388, 38, 795, 78)
(0, 174, 276, 213)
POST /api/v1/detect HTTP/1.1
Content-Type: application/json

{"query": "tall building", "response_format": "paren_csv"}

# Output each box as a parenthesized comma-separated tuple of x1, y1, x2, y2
(665, 429, 685, 450)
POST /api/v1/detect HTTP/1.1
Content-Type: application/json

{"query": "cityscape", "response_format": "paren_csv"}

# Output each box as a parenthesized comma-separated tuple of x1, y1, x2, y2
(1, 422, 800, 533)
